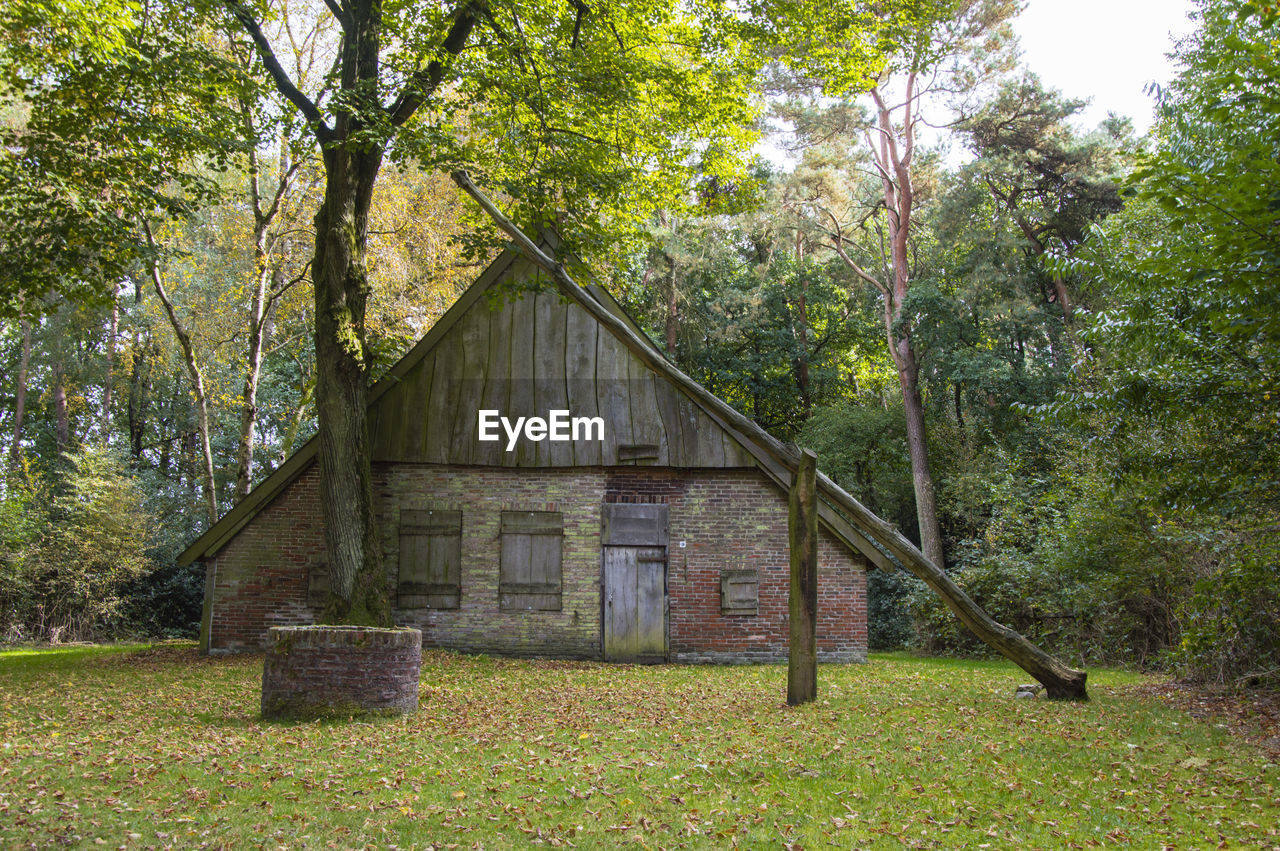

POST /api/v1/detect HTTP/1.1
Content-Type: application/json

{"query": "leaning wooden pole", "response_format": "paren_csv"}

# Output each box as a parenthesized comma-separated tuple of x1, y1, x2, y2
(450, 170, 1089, 701)
(788, 448, 818, 706)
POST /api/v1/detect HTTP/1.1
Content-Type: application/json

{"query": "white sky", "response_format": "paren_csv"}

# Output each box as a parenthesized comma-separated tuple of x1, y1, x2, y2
(1013, 0, 1199, 133)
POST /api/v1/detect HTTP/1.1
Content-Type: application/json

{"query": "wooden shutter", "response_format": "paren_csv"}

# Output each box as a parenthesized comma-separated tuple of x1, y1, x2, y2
(500, 511, 563, 611)
(720, 569, 758, 616)
(398, 509, 462, 609)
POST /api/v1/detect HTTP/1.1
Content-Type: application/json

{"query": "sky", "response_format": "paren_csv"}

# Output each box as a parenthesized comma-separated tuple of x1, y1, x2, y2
(1013, 0, 1199, 133)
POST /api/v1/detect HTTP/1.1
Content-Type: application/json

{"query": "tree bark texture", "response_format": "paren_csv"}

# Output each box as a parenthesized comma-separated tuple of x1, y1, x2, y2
(234, 258, 275, 500)
(228, 0, 476, 625)
(664, 255, 679, 358)
(311, 145, 390, 626)
(823, 79, 946, 569)
(893, 337, 945, 568)
(234, 105, 296, 500)
(103, 283, 118, 445)
(53, 360, 69, 454)
(869, 80, 947, 570)
(787, 448, 818, 706)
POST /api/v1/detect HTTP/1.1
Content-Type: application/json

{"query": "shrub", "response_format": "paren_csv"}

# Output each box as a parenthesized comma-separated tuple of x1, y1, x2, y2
(17, 447, 154, 642)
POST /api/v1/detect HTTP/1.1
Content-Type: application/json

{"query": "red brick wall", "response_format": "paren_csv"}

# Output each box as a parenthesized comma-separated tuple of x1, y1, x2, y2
(610, 469, 867, 664)
(204, 468, 324, 653)
(204, 464, 867, 663)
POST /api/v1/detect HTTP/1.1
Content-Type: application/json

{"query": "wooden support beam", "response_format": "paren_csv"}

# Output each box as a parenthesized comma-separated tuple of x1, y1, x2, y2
(788, 448, 818, 706)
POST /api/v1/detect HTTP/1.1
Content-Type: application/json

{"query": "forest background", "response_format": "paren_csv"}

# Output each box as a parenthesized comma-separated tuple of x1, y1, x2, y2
(1, 0, 1276, 688)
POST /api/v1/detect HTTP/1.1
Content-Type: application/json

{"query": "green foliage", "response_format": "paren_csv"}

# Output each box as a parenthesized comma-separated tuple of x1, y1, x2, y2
(1057, 0, 1280, 515)
(865, 568, 917, 651)
(369, 0, 769, 267)
(1179, 537, 1280, 687)
(1015, 0, 1280, 682)
(0, 472, 42, 640)
(801, 404, 921, 650)
(0, 0, 247, 316)
(4, 448, 154, 642)
(801, 404, 914, 533)
(678, 255, 865, 438)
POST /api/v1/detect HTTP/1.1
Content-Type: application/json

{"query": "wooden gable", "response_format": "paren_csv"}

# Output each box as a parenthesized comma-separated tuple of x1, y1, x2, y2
(179, 243, 893, 571)
(367, 258, 756, 468)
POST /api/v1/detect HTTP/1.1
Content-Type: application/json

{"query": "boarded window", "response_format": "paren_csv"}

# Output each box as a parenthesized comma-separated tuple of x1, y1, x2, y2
(500, 511, 563, 611)
(398, 510, 462, 609)
(720, 569, 758, 616)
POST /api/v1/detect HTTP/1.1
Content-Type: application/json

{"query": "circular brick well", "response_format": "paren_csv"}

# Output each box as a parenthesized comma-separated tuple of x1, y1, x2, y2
(260, 625, 422, 719)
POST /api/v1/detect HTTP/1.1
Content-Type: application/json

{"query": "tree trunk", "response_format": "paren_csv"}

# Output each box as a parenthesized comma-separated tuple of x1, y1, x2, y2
(1051, 273, 1073, 322)
(664, 255, 679, 358)
(53, 360, 69, 454)
(146, 231, 218, 529)
(278, 377, 314, 464)
(893, 337, 945, 568)
(103, 281, 118, 445)
(9, 314, 31, 466)
(226, 0, 476, 628)
(310, 146, 391, 627)
(234, 97, 296, 500)
(787, 448, 818, 706)
(869, 78, 946, 571)
(793, 231, 812, 419)
(128, 338, 152, 463)
(234, 260, 275, 500)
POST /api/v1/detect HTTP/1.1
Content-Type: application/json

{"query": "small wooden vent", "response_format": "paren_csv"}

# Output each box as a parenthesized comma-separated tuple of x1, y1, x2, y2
(720, 569, 759, 616)
(617, 444, 660, 462)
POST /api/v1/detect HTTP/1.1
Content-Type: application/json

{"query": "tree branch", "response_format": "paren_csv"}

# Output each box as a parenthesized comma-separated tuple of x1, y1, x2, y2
(386, 0, 481, 127)
(320, 0, 351, 31)
(224, 0, 333, 142)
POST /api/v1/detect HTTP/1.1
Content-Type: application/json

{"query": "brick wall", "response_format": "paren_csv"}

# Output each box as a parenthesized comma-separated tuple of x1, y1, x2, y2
(260, 626, 422, 718)
(378, 465, 606, 658)
(204, 468, 325, 653)
(614, 469, 868, 664)
(205, 463, 866, 663)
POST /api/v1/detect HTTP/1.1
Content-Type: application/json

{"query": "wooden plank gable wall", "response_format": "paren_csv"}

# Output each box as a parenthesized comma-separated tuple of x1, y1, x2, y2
(369, 263, 756, 469)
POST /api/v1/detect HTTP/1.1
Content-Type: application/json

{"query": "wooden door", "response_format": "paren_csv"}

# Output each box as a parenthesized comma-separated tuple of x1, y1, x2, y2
(603, 546, 667, 663)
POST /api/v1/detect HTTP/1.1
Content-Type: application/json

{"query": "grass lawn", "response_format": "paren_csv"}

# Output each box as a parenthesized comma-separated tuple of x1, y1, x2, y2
(1, 645, 1276, 849)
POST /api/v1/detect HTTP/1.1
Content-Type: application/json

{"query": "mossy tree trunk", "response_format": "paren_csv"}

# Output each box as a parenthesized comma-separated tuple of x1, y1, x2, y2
(227, 0, 477, 626)
(311, 142, 391, 627)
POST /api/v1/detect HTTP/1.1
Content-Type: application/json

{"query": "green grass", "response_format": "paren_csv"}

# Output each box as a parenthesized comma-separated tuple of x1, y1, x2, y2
(1, 645, 1275, 848)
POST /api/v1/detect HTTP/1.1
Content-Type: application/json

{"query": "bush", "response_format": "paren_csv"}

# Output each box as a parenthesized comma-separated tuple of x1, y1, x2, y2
(7, 447, 154, 642)
(124, 560, 205, 639)
(1176, 536, 1280, 686)
(867, 568, 917, 651)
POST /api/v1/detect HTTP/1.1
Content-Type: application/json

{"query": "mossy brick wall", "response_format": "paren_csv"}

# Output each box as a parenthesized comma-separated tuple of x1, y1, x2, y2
(260, 626, 421, 718)
(608, 469, 867, 664)
(205, 463, 867, 662)
(379, 465, 606, 658)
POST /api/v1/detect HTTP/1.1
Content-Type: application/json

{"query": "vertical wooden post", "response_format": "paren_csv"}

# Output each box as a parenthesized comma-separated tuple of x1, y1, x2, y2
(788, 448, 818, 706)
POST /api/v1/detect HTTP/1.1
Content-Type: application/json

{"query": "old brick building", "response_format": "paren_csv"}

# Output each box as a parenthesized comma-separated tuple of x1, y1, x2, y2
(180, 246, 889, 663)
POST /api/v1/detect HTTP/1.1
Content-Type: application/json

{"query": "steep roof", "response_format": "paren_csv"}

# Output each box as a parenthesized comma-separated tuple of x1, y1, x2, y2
(178, 238, 894, 570)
